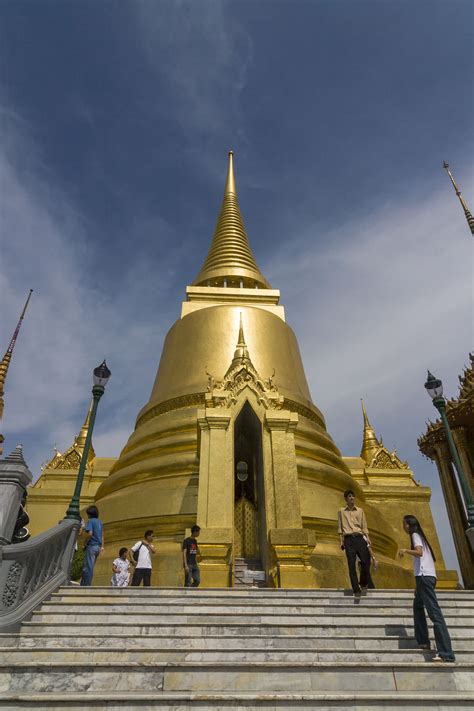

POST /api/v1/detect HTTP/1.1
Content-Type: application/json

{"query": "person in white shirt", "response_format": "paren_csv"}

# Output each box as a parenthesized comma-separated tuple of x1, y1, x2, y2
(399, 515, 455, 663)
(130, 530, 155, 587)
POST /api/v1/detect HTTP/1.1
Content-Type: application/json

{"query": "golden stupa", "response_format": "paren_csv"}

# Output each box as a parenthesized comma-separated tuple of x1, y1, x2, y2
(25, 152, 457, 588)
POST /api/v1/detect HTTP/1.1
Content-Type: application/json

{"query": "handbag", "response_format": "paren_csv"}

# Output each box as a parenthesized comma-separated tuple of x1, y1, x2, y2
(132, 543, 143, 562)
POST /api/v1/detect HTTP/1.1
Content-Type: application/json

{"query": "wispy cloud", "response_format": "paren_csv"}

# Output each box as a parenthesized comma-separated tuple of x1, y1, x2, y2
(266, 187, 472, 430)
(0, 99, 182, 472)
(264, 187, 473, 573)
(134, 0, 253, 169)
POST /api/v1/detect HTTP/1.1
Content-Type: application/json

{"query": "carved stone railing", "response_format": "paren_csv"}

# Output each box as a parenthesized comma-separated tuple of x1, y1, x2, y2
(0, 519, 79, 632)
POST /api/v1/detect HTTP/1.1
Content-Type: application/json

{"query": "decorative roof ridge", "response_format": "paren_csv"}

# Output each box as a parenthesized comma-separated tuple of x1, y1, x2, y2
(457, 352, 474, 400)
(44, 402, 95, 470)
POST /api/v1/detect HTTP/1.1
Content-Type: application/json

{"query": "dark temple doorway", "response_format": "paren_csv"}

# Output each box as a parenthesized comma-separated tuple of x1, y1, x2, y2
(233, 401, 266, 585)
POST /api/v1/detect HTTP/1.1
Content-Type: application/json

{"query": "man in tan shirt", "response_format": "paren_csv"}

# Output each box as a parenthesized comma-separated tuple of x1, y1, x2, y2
(338, 490, 372, 597)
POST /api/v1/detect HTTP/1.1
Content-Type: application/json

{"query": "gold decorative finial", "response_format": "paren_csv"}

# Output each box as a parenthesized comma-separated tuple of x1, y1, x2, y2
(75, 401, 93, 449)
(193, 152, 271, 288)
(237, 312, 246, 346)
(232, 312, 250, 363)
(44, 401, 95, 470)
(443, 162, 474, 236)
(0, 290, 33, 456)
(360, 399, 381, 464)
(225, 150, 236, 195)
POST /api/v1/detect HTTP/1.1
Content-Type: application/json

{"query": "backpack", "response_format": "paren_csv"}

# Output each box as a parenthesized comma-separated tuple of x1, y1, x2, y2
(132, 543, 143, 562)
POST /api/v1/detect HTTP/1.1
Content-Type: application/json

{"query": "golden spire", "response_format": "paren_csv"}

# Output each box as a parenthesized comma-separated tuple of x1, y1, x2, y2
(232, 312, 250, 364)
(443, 162, 474, 236)
(45, 401, 95, 470)
(0, 290, 33, 456)
(75, 402, 93, 449)
(193, 151, 271, 289)
(360, 399, 381, 464)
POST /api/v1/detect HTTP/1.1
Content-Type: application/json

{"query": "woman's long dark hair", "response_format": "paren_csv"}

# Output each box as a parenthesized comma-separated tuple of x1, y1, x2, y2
(403, 515, 436, 562)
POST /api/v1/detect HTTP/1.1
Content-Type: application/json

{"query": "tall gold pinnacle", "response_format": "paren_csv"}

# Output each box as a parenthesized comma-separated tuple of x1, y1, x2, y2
(443, 162, 474, 236)
(360, 399, 381, 464)
(75, 402, 93, 449)
(44, 400, 95, 470)
(0, 290, 33, 456)
(193, 151, 271, 288)
(232, 312, 250, 364)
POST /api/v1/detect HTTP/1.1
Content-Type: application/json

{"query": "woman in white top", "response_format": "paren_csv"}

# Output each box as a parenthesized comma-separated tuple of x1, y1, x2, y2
(111, 547, 131, 587)
(399, 515, 455, 662)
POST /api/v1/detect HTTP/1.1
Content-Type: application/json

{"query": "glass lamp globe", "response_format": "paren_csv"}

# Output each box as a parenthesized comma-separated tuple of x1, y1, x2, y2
(93, 360, 111, 387)
(236, 461, 248, 482)
(424, 370, 443, 400)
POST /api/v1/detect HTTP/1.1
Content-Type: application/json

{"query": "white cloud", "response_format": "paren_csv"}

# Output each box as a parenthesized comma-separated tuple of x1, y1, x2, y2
(264, 186, 473, 574)
(266, 187, 472, 425)
(0, 104, 179, 475)
(133, 0, 253, 171)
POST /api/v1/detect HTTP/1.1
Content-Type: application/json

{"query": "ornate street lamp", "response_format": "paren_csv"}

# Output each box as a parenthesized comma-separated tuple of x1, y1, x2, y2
(65, 360, 111, 520)
(236, 461, 249, 482)
(424, 370, 474, 549)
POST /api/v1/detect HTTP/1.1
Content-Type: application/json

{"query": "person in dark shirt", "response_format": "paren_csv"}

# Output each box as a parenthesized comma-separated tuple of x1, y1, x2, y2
(182, 525, 201, 587)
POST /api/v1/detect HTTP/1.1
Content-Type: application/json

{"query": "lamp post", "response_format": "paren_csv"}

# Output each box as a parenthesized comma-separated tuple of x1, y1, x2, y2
(65, 360, 111, 520)
(424, 370, 474, 549)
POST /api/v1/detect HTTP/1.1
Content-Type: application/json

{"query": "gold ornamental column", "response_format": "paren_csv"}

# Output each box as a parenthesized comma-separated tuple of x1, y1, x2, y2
(196, 408, 233, 587)
(434, 442, 474, 588)
(265, 409, 317, 588)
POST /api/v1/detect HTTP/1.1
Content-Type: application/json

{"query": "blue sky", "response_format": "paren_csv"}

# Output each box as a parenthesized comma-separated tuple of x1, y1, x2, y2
(1, 1, 472, 573)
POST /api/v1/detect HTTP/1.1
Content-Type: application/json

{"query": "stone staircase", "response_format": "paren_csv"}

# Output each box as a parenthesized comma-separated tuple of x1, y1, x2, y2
(233, 558, 266, 588)
(0, 587, 473, 709)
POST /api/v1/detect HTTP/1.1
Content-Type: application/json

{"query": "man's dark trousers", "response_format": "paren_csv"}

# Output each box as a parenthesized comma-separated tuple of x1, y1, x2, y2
(131, 568, 151, 587)
(344, 534, 371, 593)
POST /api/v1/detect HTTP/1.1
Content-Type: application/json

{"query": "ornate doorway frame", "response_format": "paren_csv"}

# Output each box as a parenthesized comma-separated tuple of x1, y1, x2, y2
(195, 319, 316, 587)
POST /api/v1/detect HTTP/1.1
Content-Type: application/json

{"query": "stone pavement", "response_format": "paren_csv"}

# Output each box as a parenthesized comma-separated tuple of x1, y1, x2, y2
(0, 587, 472, 709)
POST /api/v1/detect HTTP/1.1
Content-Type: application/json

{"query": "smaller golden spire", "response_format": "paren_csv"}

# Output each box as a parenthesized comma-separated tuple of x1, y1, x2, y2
(443, 162, 474, 235)
(232, 312, 250, 364)
(75, 402, 93, 449)
(0, 290, 33, 396)
(0, 290, 33, 456)
(360, 399, 381, 464)
(45, 400, 95, 470)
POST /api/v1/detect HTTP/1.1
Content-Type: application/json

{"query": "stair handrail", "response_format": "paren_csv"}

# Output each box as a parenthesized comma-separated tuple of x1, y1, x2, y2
(0, 519, 79, 632)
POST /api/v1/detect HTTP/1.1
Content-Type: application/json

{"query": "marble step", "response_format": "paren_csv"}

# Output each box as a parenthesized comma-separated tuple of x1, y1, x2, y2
(1, 661, 473, 693)
(45, 597, 474, 610)
(21, 620, 474, 637)
(30, 610, 474, 626)
(2, 632, 473, 651)
(1, 647, 473, 663)
(1, 690, 473, 710)
(55, 586, 474, 598)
